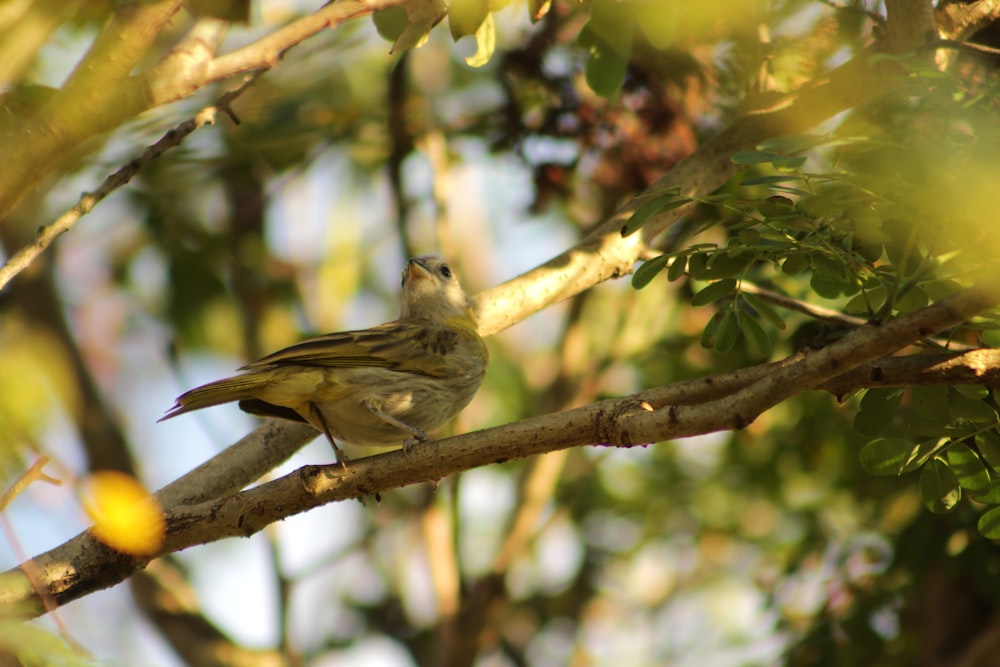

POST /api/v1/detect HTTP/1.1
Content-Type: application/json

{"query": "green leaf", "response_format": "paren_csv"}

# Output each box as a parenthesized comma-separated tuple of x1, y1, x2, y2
(948, 389, 999, 424)
(527, 0, 552, 22)
(737, 228, 760, 245)
(385, 0, 449, 52)
(702, 252, 751, 280)
(667, 254, 687, 281)
(895, 286, 928, 314)
(687, 252, 709, 279)
(464, 12, 496, 68)
(781, 254, 810, 275)
(585, 43, 627, 97)
(810, 274, 846, 299)
(920, 458, 961, 513)
(908, 386, 953, 437)
(813, 255, 847, 282)
(580, 5, 633, 99)
(713, 309, 738, 353)
(758, 195, 795, 219)
(739, 291, 785, 329)
(985, 329, 1000, 347)
(971, 478, 1000, 504)
(947, 443, 992, 493)
(621, 191, 688, 237)
(373, 6, 408, 42)
(978, 507, 1000, 539)
(740, 313, 772, 357)
(977, 432, 1000, 470)
(690, 279, 737, 307)
(912, 385, 950, 421)
(701, 310, 721, 349)
(854, 387, 904, 436)
(631, 254, 670, 289)
(771, 155, 807, 170)
(449, 0, 489, 39)
(923, 279, 964, 301)
(845, 285, 886, 316)
(955, 384, 989, 400)
(859, 436, 936, 476)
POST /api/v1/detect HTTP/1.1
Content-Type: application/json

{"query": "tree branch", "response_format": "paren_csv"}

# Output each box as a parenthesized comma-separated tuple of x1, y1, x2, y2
(0, 73, 260, 292)
(3, 286, 998, 618)
(0, 0, 184, 219)
(471, 51, 884, 336)
(0, 0, 412, 223)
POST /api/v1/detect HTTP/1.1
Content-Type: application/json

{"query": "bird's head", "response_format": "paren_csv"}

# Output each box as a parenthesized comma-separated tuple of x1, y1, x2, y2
(399, 256, 474, 324)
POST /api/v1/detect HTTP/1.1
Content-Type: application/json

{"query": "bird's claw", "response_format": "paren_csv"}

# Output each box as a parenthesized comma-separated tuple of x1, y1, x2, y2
(401, 429, 430, 460)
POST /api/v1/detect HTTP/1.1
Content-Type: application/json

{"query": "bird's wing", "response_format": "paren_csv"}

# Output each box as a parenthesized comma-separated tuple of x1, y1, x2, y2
(240, 321, 461, 377)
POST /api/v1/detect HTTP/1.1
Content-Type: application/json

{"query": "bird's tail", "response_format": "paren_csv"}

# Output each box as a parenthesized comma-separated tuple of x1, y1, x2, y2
(158, 374, 267, 422)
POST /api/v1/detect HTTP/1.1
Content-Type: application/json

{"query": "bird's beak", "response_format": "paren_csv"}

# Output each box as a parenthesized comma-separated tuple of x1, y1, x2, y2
(406, 257, 432, 283)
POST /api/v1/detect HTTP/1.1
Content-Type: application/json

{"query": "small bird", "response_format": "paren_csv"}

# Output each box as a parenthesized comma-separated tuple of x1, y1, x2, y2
(159, 256, 488, 465)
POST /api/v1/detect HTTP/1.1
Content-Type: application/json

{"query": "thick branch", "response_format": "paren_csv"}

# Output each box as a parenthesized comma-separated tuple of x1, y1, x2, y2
(621, 287, 1000, 441)
(0, 0, 412, 223)
(472, 53, 882, 336)
(3, 287, 998, 617)
(0, 0, 183, 219)
(0, 73, 261, 291)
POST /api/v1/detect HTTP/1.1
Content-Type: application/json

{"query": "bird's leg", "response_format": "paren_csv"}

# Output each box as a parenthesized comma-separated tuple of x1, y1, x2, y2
(308, 402, 348, 470)
(363, 399, 429, 458)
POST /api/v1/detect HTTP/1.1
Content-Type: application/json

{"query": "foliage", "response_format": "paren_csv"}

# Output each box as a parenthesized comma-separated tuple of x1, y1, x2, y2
(1, 1, 1000, 666)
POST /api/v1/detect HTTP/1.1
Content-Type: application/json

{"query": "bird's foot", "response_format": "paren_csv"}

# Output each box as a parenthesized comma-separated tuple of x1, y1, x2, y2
(401, 430, 430, 460)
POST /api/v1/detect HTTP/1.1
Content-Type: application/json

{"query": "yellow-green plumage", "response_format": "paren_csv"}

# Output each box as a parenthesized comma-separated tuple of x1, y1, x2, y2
(160, 257, 488, 459)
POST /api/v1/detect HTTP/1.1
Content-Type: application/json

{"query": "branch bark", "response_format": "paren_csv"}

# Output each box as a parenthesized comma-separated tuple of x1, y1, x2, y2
(0, 0, 412, 223)
(3, 286, 998, 618)
(0, 0, 184, 220)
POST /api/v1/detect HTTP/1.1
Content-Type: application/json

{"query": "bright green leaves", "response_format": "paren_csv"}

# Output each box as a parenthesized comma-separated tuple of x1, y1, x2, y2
(372, 0, 519, 66)
(948, 443, 992, 495)
(632, 238, 784, 356)
(692, 280, 774, 356)
(372, 6, 409, 44)
(708, 283, 779, 356)
(373, 0, 448, 53)
(620, 188, 689, 237)
(579, 0, 634, 97)
(447, 0, 497, 68)
(854, 385, 1000, 535)
(448, 0, 489, 40)
(630, 253, 671, 290)
(463, 12, 496, 68)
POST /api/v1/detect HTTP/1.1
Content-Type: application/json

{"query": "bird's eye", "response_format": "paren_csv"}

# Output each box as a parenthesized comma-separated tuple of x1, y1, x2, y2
(439, 265, 452, 278)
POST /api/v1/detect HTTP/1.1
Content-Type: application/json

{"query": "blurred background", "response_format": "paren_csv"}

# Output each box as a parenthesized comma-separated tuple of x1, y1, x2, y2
(2, 0, 1000, 665)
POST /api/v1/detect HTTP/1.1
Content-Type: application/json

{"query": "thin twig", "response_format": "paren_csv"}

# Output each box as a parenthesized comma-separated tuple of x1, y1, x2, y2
(0, 72, 261, 292)
(740, 283, 867, 328)
(740, 282, 977, 351)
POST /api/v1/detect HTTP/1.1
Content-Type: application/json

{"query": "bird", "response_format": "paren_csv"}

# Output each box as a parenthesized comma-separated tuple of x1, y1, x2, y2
(159, 256, 488, 466)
